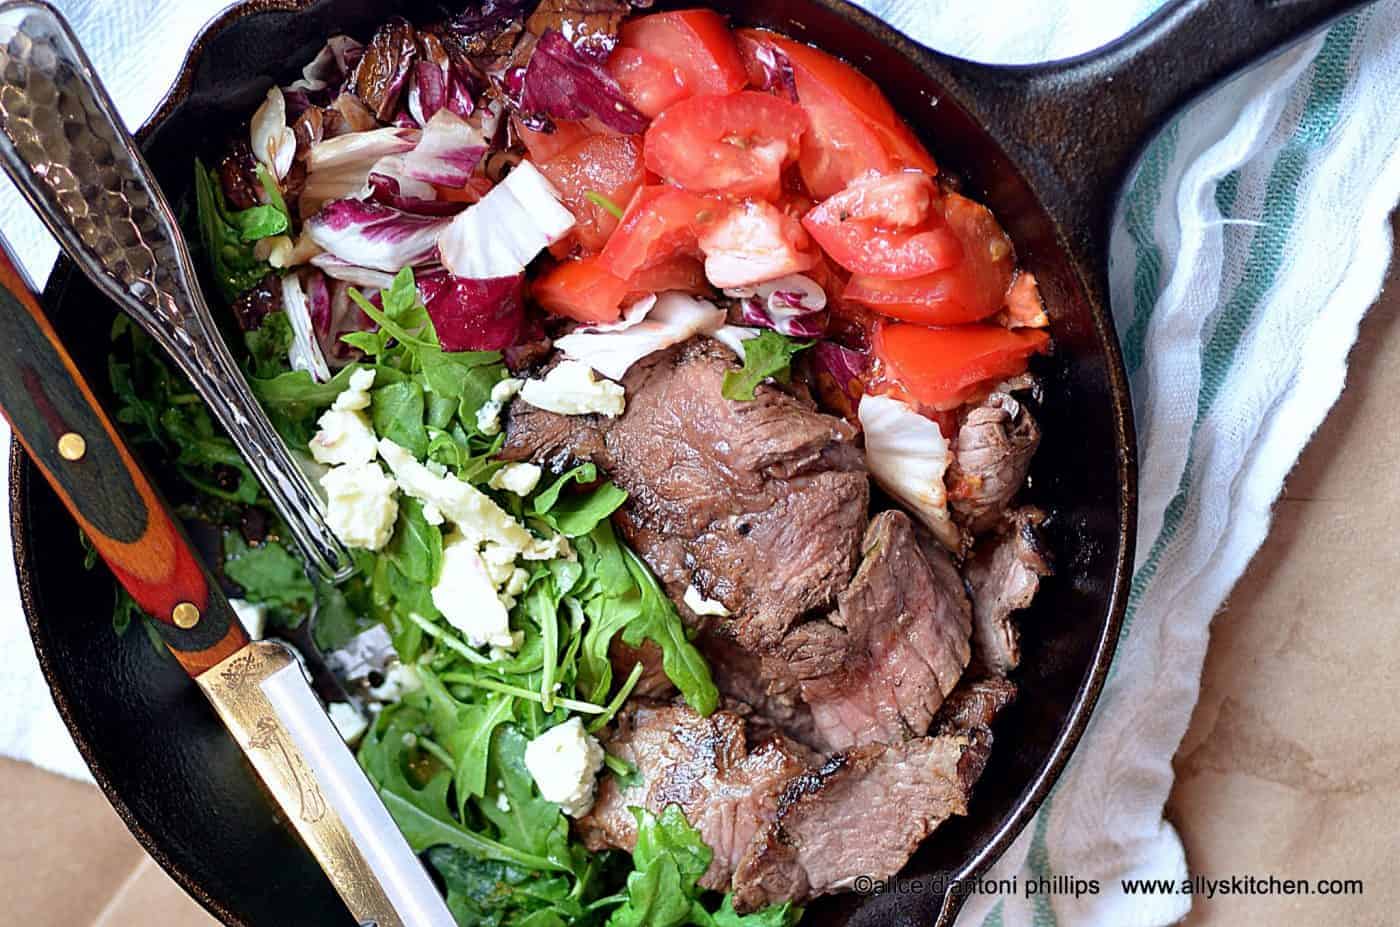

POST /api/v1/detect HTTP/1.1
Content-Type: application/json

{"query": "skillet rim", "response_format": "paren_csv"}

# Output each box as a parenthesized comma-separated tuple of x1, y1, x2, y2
(9, 1, 1138, 923)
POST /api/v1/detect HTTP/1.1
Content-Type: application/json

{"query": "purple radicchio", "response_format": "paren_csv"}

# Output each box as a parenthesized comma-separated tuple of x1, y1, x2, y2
(809, 341, 870, 420)
(366, 171, 469, 216)
(728, 273, 829, 338)
(417, 271, 527, 352)
(302, 126, 420, 212)
(349, 18, 419, 122)
(520, 30, 649, 134)
(281, 273, 332, 382)
(746, 41, 799, 102)
(399, 109, 489, 187)
(314, 275, 377, 366)
(407, 31, 478, 126)
(283, 35, 364, 114)
(305, 198, 452, 273)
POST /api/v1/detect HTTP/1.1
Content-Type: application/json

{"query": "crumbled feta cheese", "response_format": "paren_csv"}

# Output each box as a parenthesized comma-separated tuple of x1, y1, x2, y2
(334, 369, 377, 411)
(495, 792, 512, 813)
(481, 543, 520, 587)
(422, 503, 445, 526)
(438, 161, 576, 279)
(476, 379, 524, 437)
(368, 664, 422, 703)
(520, 361, 626, 418)
(489, 462, 543, 497)
(433, 534, 516, 650)
(309, 409, 378, 467)
(379, 438, 560, 560)
(524, 718, 606, 818)
(505, 568, 529, 598)
(321, 462, 399, 551)
(328, 702, 369, 745)
(684, 585, 731, 618)
(228, 598, 268, 640)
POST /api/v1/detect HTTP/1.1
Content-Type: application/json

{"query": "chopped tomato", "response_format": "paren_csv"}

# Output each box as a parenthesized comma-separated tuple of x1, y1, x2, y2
(599, 185, 717, 278)
(515, 117, 593, 163)
(803, 172, 962, 279)
(874, 322, 1050, 409)
(697, 199, 819, 289)
(644, 92, 808, 199)
(1003, 271, 1049, 328)
(736, 29, 937, 198)
(626, 255, 711, 299)
(844, 192, 1017, 324)
(536, 133, 645, 253)
(532, 255, 632, 325)
(608, 48, 689, 119)
(615, 10, 747, 113)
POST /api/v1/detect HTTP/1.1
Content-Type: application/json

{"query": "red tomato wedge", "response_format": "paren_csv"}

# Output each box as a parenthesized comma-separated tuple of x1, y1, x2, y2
(875, 322, 1050, 408)
(600, 185, 717, 278)
(607, 48, 689, 119)
(515, 117, 593, 163)
(736, 29, 938, 199)
(644, 92, 808, 199)
(804, 172, 962, 279)
(844, 191, 1017, 324)
(626, 255, 711, 299)
(536, 133, 646, 253)
(532, 255, 632, 325)
(613, 10, 747, 115)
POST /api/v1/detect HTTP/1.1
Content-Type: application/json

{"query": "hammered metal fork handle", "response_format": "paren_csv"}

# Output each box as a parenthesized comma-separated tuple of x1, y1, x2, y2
(0, 1, 352, 582)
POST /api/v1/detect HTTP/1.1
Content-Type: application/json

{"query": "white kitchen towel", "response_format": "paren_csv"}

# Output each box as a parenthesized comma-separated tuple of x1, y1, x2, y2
(0, 4, 1396, 927)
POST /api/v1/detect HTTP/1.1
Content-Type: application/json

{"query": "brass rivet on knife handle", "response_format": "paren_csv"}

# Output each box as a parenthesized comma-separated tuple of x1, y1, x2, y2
(56, 432, 85, 460)
(172, 602, 201, 629)
(199, 642, 408, 927)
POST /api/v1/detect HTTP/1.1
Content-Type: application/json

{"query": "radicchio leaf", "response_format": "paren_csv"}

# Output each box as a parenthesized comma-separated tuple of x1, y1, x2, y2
(305, 198, 451, 272)
(555, 292, 727, 380)
(399, 109, 488, 187)
(302, 126, 420, 211)
(316, 275, 376, 365)
(407, 30, 478, 126)
(365, 171, 468, 216)
(809, 341, 869, 420)
(520, 30, 648, 134)
(419, 272, 526, 352)
(728, 273, 828, 338)
(250, 87, 296, 181)
(285, 35, 364, 114)
(281, 273, 333, 382)
(349, 18, 419, 122)
(747, 41, 799, 102)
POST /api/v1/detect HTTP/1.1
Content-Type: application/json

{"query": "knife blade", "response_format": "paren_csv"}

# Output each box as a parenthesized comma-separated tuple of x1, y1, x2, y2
(0, 239, 456, 927)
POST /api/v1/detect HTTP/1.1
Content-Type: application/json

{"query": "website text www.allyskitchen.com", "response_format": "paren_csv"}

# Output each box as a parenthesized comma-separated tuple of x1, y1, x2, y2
(850, 871, 1365, 903)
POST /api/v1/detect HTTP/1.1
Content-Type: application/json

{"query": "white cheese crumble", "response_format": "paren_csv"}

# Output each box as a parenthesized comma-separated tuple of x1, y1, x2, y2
(328, 702, 369, 745)
(335, 368, 377, 410)
(321, 462, 399, 551)
(684, 585, 731, 618)
(310, 409, 378, 467)
(378, 439, 565, 561)
(369, 664, 423, 703)
(434, 534, 517, 650)
(476, 378, 525, 437)
(524, 717, 606, 818)
(520, 361, 626, 418)
(489, 462, 543, 497)
(228, 598, 268, 640)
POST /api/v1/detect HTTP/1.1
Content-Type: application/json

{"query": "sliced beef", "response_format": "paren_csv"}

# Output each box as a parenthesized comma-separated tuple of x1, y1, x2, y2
(933, 674, 1018, 736)
(729, 731, 991, 913)
(505, 340, 870, 653)
(778, 511, 972, 752)
(965, 507, 1052, 675)
(948, 391, 1040, 535)
(578, 700, 812, 891)
(701, 630, 819, 749)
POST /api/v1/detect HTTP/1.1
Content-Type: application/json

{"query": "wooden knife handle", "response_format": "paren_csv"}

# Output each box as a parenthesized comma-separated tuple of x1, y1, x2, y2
(0, 244, 248, 676)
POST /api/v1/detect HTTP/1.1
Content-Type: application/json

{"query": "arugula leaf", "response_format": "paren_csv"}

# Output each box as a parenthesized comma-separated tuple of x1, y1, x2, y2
(373, 380, 429, 459)
(533, 463, 629, 538)
(477, 726, 574, 870)
(383, 790, 565, 873)
(243, 311, 294, 380)
(386, 497, 443, 586)
(255, 164, 291, 227)
(721, 332, 814, 402)
(621, 547, 718, 716)
(427, 848, 581, 927)
(223, 534, 314, 626)
(191, 158, 276, 303)
(697, 897, 802, 927)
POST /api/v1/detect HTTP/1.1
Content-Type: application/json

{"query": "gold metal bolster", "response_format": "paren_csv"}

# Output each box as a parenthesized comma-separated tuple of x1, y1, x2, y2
(196, 642, 405, 927)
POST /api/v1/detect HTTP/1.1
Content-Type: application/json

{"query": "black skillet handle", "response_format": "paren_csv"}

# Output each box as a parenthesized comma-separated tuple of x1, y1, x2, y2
(938, 0, 1374, 307)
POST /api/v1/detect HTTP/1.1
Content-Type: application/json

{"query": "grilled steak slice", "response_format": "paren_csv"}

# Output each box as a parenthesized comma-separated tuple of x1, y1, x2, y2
(965, 508, 1052, 674)
(505, 339, 869, 652)
(948, 391, 1040, 535)
(578, 700, 813, 891)
(730, 731, 991, 913)
(700, 630, 820, 749)
(934, 674, 1018, 736)
(779, 511, 972, 752)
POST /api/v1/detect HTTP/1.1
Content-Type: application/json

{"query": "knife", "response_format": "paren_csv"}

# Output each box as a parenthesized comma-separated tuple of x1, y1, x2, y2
(0, 240, 456, 926)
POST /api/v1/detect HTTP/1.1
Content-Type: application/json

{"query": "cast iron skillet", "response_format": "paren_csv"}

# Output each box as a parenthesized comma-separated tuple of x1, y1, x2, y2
(11, 0, 1369, 924)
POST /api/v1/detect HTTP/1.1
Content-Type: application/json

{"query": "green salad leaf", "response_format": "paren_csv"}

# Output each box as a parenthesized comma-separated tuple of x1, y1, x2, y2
(191, 157, 281, 303)
(721, 332, 814, 402)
